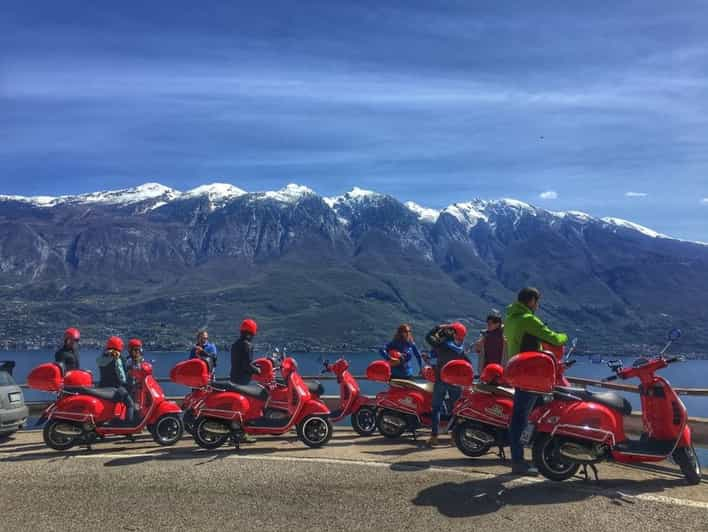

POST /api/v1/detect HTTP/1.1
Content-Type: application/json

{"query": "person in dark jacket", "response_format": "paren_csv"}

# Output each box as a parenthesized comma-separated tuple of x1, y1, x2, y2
(380, 324, 423, 380)
(55, 327, 81, 371)
(230, 319, 261, 385)
(474, 311, 508, 371)
(96, 336, 138, 426)
(190, 329, 218, 372)
(425, 322, 468, 447)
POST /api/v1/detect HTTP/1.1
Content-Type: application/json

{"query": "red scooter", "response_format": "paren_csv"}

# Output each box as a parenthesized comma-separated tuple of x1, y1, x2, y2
(366, 360, 449, 438)
(441, 340, 577, 459)
(28, 361, 183, 450)
(171, 355, 332, 449)
(517, 329, 702, 484)
(180, 351, 324, 434)
(321, 357, 377, 436)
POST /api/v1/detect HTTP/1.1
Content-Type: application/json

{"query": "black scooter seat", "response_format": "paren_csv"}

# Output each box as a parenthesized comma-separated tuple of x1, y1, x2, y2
(212, 381, 269, 401)
(554, 386, 632, 416)
(64, 386, 117, 401)
(276, 378, 324, 396)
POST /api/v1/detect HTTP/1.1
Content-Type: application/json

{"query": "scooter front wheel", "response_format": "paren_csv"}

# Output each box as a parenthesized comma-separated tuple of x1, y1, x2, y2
(532, 434, 580, 481)
(453, 421, 494, 458)
(673, 445, 702, 485)
(193, 417, 229, 450)
(297, 415, 333, 448)
(152, 414, 184, 446)
(351, 406, 377, 436)
(43, 420, 80, 451)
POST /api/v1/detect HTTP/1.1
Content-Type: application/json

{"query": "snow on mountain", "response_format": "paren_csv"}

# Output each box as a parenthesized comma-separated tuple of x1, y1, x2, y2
(68, 183, 179, 205)
(182, 183, 247, 203)
(259, 184, 315, 204)
(323, 187, 381, 208)
(442, 202, 488, 231)
(404, 201, 440, 223)
(0, 194, 59, 207)
(601, 217, 668, 239)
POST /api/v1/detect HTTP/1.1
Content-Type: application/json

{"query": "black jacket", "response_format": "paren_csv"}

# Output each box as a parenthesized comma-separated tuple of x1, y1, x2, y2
(54, 346, 80, 371)
(230, 334, 257, 383)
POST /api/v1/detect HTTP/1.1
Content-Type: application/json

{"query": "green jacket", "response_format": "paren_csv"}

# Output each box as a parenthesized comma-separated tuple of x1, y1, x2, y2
(504, 301, 568, 358)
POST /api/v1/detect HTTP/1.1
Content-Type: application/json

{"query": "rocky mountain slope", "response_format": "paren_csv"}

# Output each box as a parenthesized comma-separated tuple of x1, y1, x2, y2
(1, 183, 706, 354)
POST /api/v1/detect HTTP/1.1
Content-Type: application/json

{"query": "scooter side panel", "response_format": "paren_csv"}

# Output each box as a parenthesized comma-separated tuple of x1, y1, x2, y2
(201, 391, 251, 421)
(457, 393, 513, 428)
(52, 395, 114, 424)
(535, 400, 623, 445)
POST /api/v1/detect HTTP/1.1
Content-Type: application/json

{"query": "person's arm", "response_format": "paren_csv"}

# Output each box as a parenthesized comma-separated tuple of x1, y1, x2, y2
(410, 343, 423, 371)
(116, 358, 127, 386)
(477, 338, 486, 370)
(443, 340, 465, 355)
(523, 315, 568, 346)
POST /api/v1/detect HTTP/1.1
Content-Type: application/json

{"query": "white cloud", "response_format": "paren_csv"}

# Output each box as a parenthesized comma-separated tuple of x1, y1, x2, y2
(701, 198, 708, 205)
(539, 190, 558, 200)
(625, 191, 648, 198)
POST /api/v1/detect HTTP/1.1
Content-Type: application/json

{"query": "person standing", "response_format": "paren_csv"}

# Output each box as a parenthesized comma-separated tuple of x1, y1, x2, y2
(55, 327, 81, 371)
(190, 330, 218, 371)
(505, 287, 568, 475)
(474, 310, 507, 371)
(380, 324, 424, 380)
(230, 319, 261, 385)
(425, 322, 468, 447)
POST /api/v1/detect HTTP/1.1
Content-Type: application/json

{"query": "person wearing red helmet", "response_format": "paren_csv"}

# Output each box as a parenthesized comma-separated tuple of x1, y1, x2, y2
(230, 319, 261, 385)
(97, 336, 138, 426)
(54, 327, 81, 371)
(125, 338, 144, 391)
(424, 321, 469, 447)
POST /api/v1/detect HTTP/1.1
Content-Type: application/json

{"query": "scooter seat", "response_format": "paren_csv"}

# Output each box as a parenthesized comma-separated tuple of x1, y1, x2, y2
(474, 383, 515, 398)
(554, 386, 632, 416)
(276, 378, 324, 396)
(390, 379, 434, 395)
(212, 381, 269, 401)
(64, 386, 117, 401)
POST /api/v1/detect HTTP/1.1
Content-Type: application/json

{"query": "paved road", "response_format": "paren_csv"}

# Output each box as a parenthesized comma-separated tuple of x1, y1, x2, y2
(1, 430, 706, 531)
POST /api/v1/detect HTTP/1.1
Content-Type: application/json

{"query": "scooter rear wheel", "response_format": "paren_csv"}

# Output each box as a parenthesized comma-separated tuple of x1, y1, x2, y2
(453, 421, 494, 458)
(152, 414, 184, 446)
(673, 445, 702, 485)
(43, 420, 79, 451)
(193, 417, 229, 450)
(532, 434, 580, 481)
(351, 406, 377, 436)
(183, 409, 196, 435)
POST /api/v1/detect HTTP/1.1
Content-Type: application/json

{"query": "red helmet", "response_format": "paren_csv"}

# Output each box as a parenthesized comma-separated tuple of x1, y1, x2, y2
(331, 358, 349, 376)
(450, 322, 467, 342)
(480, 363, 504, 385)
(105, 336, 124, 352)
(64, 327, 80, 341)
(387, 349, 402, 361)
(240, 319, 258, 336)
(128, 338, 143, 351)
(422, 365, 436, 382)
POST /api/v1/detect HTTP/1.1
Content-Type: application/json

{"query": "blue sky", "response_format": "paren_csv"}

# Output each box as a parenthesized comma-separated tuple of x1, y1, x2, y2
(2, 1, 707, 239)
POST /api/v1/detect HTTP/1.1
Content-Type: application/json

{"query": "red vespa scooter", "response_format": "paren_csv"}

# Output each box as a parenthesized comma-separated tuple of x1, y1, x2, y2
(28, 361, 183, 450)
(441, 340, 577, 458)
(321, 357, 377, 436)
(366, 360, 448, 439)
(518, 329, 702, 484)
(171, 356, 332, 450)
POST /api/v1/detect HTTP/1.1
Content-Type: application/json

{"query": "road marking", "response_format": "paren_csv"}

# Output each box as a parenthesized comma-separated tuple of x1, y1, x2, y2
(68, 451, 708, 510)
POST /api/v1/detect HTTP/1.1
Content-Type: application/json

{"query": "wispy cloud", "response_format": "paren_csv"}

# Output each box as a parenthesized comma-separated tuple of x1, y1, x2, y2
(701, 198, 708, 205)
(539, 191, 558, 200)
(625, 191, 648, 197)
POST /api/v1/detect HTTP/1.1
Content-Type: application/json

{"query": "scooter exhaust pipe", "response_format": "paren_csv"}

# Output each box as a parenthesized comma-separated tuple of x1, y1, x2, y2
(559, 442, 604, 463)
(54, 423, 82, 436)
(203, 421, 231, 435)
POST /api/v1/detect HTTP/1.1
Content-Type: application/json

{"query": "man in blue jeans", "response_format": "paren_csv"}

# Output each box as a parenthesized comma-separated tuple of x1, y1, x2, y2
(424, 322, 468, 447)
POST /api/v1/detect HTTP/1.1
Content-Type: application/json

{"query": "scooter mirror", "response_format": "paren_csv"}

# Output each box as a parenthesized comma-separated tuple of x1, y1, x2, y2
(607, 360, 624, 372)
(668, 328, 682, 341)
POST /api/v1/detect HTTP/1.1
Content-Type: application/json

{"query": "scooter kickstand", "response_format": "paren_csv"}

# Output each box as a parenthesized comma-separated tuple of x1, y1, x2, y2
(498, 446, 507, 461)
(581, 464, 599, 482)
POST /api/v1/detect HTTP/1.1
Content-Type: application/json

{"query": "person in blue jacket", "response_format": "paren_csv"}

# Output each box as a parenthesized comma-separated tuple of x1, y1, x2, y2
(189, 330, 218, 372)
(380, 324, 423, 380)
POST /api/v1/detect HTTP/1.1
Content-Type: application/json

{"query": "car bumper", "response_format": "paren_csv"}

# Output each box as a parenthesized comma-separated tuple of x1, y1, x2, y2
(0, 405, 29, 433)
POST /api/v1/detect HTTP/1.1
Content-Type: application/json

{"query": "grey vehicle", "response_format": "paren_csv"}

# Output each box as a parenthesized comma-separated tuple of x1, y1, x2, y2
(0, 361, 29, 438)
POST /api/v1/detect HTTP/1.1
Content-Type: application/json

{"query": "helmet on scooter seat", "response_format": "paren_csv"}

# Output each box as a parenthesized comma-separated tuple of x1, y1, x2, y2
(128, 338, 143, 351)
(240, 318, 258, 336)
(105, 336, 124, 352)
(480, 363, 504, 385)
(64, 327, 80, 341)
(280, 357, 297, 379)
(450, 322, 467, 342)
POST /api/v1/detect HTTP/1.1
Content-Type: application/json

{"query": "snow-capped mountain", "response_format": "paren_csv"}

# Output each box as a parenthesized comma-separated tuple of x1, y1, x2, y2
(1, 181, 706, 352)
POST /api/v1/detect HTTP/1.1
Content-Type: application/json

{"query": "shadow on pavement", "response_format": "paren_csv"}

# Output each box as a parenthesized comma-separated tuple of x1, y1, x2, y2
(412, 477, 683, 518)
(391, 457, 501, 471)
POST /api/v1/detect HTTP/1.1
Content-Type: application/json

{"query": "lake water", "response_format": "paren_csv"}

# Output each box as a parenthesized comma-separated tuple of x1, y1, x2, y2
(5, 349, 708, 417)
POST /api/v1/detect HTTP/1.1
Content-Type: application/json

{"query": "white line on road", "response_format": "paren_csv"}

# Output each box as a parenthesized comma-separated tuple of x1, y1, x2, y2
(68, 451, 708, 511)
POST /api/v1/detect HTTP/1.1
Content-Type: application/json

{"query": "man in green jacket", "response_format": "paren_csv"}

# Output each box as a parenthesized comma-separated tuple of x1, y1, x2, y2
(505, 287, 568, 475)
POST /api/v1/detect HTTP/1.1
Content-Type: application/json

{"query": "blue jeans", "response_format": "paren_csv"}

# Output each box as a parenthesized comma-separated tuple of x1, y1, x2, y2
(431, 381, 461, 436)
(509, 390, 538, 463)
